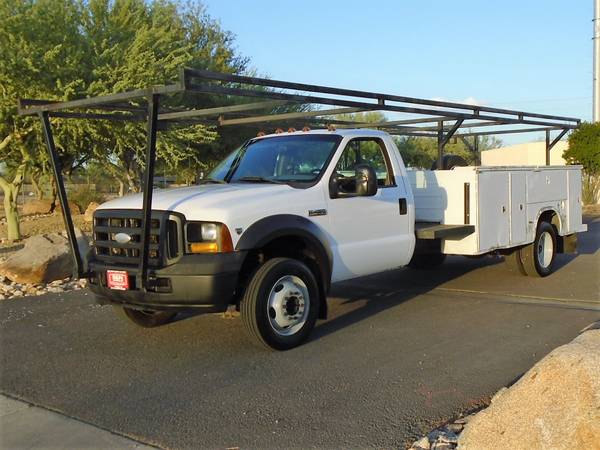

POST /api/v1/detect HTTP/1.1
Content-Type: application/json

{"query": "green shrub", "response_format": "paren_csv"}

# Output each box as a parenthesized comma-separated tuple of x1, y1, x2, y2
(582, 173, 600, 205)
(69, 185, 106, 211)
(564, 122, 600, 205)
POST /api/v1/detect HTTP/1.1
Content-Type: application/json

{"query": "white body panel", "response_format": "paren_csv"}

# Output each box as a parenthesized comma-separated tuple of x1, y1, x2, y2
(408, 165, 587, 255)
(320, 135, 414, 281)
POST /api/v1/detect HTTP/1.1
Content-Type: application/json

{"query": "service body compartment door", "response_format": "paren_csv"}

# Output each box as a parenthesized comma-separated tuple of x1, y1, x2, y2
(527, 170, 567, 203)
(478, 171, 510, 251)
(509, 171, 527, 245)
(567, 169, 583, 233)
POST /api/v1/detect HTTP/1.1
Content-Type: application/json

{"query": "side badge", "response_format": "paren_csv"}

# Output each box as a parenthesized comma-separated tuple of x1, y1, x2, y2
(235, 227, 243, 235)
(308, 209, 327, 217)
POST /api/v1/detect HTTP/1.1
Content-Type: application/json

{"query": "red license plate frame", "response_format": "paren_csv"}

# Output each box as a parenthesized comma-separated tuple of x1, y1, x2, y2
(106, 270, 130, 290)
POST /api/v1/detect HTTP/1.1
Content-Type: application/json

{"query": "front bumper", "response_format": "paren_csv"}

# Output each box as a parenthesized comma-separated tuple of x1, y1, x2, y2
(88, 251, 247, 311)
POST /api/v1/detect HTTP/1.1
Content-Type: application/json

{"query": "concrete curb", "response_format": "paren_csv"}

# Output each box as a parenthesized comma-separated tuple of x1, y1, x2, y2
(0, 394, 156, 450)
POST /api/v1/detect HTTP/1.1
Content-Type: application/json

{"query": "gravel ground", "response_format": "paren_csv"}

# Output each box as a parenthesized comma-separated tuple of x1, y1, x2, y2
(0, 276, 88, 301)
(407, 410, 482, 449)
(0, 213, 91, 301)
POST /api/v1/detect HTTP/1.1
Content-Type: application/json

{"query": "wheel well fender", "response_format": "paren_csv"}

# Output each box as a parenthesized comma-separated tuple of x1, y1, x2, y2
(235, 215, 332, 318)
(536, 208, 565, 252)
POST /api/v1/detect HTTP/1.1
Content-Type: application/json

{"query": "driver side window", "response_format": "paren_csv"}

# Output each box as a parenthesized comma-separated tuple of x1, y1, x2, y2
(334, 138, 394, 187)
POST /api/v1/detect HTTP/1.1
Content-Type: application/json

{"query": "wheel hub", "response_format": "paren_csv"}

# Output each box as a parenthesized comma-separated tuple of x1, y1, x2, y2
(536, 230, 553, 268)
(267, 275, 309, 336)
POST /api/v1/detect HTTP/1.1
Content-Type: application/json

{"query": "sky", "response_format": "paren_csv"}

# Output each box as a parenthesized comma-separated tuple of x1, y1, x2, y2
(203, 0, 593, 145)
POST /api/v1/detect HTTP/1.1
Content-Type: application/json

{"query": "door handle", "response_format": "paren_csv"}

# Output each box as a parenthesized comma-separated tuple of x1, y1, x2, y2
(399, 198, 407, 215)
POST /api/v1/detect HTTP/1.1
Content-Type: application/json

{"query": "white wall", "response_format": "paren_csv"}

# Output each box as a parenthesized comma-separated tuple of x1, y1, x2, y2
(481, 141, 568, 166)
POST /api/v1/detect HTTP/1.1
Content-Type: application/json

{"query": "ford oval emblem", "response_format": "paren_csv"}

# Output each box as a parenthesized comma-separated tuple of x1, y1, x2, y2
(114, 232, 132, 244)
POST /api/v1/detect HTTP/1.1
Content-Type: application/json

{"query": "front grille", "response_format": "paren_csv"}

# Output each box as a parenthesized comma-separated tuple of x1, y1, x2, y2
(93, 210, 182, 267)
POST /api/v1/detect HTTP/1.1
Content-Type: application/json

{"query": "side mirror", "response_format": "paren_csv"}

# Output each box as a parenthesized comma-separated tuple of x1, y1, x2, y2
(329, 164, 378, 199)
(354, 164, 378, 197)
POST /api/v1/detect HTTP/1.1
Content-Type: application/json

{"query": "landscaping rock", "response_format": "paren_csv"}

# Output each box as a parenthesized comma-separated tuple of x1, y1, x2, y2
(22, 199, 53, 216)
(438, 431, 458, 444)
(431, 443, 453, 450)
(446, 423, 464, 434)
(412, 436, 430, 449)
(84, 202, 99, 222)
(0, 231, 91, 284)
(458, 330, 600, 450)
(0, 276, 88, 300)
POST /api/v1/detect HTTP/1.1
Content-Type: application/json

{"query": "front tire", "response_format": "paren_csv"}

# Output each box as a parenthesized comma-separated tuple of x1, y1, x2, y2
(114, 306, 177, 328)
(520, 221, 557, 277)
(241, 257, 319, 350)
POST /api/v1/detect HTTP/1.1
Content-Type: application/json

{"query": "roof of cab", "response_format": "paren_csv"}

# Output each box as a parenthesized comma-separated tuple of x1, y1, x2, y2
(253, 128, 390, 141)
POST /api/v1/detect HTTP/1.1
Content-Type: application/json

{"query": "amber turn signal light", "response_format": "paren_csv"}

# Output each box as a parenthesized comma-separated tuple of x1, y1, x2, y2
(189, 242, 218, 253)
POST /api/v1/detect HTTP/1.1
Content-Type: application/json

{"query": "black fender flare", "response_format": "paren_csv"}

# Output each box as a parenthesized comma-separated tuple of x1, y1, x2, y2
(235, 214, 333, 317)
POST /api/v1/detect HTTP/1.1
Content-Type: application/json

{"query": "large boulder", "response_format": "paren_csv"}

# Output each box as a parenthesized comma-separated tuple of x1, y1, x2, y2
(0, 230, 90, 284)
(458, 330, 600, 450)
(22, 199, 53, 216)
(84, 202, 100, 222)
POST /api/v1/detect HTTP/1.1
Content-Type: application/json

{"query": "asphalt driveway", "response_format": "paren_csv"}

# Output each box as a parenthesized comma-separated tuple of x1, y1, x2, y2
(1, 216, 598, 449)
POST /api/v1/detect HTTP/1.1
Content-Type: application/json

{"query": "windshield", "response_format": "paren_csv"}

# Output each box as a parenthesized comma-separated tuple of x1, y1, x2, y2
(208, 134, 342, 184)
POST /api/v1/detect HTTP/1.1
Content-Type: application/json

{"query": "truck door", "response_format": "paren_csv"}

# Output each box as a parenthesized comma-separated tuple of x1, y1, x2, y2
(324, 137, 412, 281)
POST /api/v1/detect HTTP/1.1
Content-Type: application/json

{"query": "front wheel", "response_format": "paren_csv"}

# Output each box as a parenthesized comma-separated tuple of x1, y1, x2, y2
(241, 257, 319, 350)
(114, 306, 177, 328)
(519, 221, 557, 277)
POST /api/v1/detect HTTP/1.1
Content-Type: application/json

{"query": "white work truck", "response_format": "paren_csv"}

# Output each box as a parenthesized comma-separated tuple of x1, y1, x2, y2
(89, 129, 587, 349)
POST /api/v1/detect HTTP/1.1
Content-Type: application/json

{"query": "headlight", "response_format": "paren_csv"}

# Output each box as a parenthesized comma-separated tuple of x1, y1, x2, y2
(200, 223, 218, 241)
(186, 222, 233, 254)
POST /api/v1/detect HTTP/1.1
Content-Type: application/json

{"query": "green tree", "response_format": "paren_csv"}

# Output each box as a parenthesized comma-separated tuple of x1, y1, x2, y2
(564, 122, 600, 204)
(0, 0, 249, 240)
(332, 111, 387, 125)
(82, 0, 247, 193)
(0, 0, 92, 240)
(395, 134, 501, 169)
(325, 111, 502, 169)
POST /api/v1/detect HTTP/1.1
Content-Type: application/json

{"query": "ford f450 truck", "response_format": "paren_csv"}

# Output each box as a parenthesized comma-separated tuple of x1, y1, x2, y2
(86, 129, 586, 349)
(18, 69, 585, 350)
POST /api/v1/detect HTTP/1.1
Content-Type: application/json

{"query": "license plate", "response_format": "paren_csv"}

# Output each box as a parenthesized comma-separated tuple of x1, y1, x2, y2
(106, 270, 130, 290)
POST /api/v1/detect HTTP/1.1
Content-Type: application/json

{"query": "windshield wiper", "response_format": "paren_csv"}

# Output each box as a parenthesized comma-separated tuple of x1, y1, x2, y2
(236, 176, 284, 184)
(198, 178, 227, 184)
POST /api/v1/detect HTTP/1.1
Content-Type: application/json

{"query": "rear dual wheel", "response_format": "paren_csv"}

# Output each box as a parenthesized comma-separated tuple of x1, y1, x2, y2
(520, 221, 557, 278)
(504, 221, 557, 277)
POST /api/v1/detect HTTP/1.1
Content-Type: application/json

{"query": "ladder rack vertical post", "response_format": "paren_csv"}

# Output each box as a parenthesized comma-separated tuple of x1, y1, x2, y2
(139, 94, 160, 290)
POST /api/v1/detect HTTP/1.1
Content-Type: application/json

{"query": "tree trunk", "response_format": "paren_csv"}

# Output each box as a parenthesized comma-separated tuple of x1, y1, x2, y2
(0, 164, 26, 242)
(125, 169, 141, 193)
(3, 186, 20, 241)
(49, 178, 57, 211)
(31, 175, 44, 200)
(118, 179, 125, 197)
